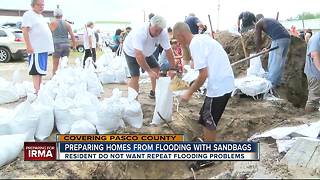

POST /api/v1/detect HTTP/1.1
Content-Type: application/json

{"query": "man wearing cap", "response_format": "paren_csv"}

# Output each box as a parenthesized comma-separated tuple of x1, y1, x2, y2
(123, 15, 176, 99)
(49, 8, 76, 75)
(22, 0, 54, 94)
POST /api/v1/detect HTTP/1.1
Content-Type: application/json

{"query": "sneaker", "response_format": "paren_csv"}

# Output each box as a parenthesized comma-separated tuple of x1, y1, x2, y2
(148, 90, 155, 99)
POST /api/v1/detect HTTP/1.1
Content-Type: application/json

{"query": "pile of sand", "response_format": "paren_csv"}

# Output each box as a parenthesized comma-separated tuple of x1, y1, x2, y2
(215, 31, 307, 108)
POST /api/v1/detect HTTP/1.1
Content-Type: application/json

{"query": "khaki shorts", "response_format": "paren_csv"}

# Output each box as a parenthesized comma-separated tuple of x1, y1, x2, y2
(306, 77, 320, 108)
(182, 45, 191, 65)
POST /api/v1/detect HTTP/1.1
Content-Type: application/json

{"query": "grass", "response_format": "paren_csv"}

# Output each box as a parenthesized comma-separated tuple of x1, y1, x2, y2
(69, 50, 103, 60)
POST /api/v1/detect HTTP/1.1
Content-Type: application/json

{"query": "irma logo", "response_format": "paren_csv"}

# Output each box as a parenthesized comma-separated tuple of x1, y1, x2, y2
(24, 142, 56, 161)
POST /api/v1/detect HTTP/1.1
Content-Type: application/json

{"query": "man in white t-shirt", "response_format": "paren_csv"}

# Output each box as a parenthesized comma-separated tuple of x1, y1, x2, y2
(22, 0, 54, 94)
(123, 15, 176, 98)
(173, 22, 234, 169)
(83, 21, 97, 68)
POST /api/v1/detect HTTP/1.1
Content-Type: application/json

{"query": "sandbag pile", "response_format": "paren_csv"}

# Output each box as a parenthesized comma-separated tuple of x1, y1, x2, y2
(0, 57, 145, 168)
(96, 87, 143, 133)
(95, 52, 130, 84)
(0, 70, 33, 105)
(233, 55, 272, 98)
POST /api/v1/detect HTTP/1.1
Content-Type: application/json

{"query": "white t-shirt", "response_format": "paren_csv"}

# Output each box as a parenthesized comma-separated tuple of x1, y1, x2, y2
(123, 23, 171, 57)
(84, 28, 96, 49)
(190, 34, 235, 97)
(22, 10, 54, 53)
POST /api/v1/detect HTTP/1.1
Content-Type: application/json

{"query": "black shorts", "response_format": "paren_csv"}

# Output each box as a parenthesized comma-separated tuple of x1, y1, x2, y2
(199, 93, 231, 130)
(124, 52, 159, 77)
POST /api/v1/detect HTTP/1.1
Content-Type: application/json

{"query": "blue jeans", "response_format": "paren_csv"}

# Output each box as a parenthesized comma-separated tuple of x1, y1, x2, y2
(268, 38, 291, 87)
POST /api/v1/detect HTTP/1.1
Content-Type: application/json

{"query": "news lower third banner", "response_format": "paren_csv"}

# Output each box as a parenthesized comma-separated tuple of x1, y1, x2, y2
(24, 134, 260, 161)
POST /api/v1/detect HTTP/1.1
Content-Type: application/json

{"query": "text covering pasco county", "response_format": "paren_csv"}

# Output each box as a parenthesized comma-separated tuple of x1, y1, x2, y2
(24, 135, 259, 161)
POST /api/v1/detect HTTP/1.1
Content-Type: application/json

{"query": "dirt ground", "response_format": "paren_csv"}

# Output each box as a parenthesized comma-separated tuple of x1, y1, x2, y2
(0, 47, 319, 179)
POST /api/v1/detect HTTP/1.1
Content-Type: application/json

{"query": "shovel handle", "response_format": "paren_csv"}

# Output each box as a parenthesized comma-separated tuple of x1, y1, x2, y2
(231, 46, 279, 66)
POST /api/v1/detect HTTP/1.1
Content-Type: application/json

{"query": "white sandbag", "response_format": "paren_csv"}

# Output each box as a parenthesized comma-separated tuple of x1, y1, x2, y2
(33, 105, 54, 140)
(0, 134, 26, 167)
(14, 81, 34, 99)
(96, 89, 125, 134)
(246, 55, 266, 77)
(60, 56, 69, 69)
(121, 88, 143, 128)
(97, 56, 128, 84)
(114, 69, 127, 83)
(74, 57, 81, 68)
(54, 97, 75, 134)
(32, 89, 54, 140)
(74, 91, 100, 110)
(12, 69, 23, 84)
(3, 101, 40, 140)
(96, 53, 113, 69)
(41, 80, 58, 100)
(85, 70, 104, 97)
(73, 92, 99, 124)
(98, 69, 116, 84)
(0, 78, 19, 105)
(84, 57, 96, 70)
(35, 87, 55, 107)
(70, 120, 96, 134)
(66, 82, 87, 99)
(14, 83, 26, 98)
(152, 77, 173, 124)
(234, 76, 272, 97)
(0, 118, 11, 135)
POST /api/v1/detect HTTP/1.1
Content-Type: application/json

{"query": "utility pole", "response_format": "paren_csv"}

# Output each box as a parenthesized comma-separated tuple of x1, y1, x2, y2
(217, 0, 220, 31)
(143, 10, 146, 22)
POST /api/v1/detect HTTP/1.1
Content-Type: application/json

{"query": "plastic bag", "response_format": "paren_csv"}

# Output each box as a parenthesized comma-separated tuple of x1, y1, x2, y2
(152, 77, 173, 124)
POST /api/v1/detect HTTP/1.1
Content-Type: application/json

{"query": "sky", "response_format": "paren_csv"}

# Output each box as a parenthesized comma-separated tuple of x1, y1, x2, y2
(1, 0, 319, 32)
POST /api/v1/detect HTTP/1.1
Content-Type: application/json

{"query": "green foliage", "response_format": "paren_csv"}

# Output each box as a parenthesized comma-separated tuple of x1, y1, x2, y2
(296, 12, 320, 20)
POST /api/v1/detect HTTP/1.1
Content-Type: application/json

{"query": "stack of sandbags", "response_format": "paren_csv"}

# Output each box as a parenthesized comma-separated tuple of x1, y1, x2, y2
(96, 55, 129, 84)
(0, 100, 40, 140)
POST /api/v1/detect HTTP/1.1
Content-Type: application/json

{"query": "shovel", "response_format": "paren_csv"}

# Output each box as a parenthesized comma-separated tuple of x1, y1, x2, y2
(231, 46, 279, 67)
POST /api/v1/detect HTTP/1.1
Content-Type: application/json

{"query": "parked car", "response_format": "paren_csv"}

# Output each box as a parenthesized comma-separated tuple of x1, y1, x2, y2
(0, 27, 27, 63)
(72, 33, 84, 53)
(1, 22, 22, 29)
